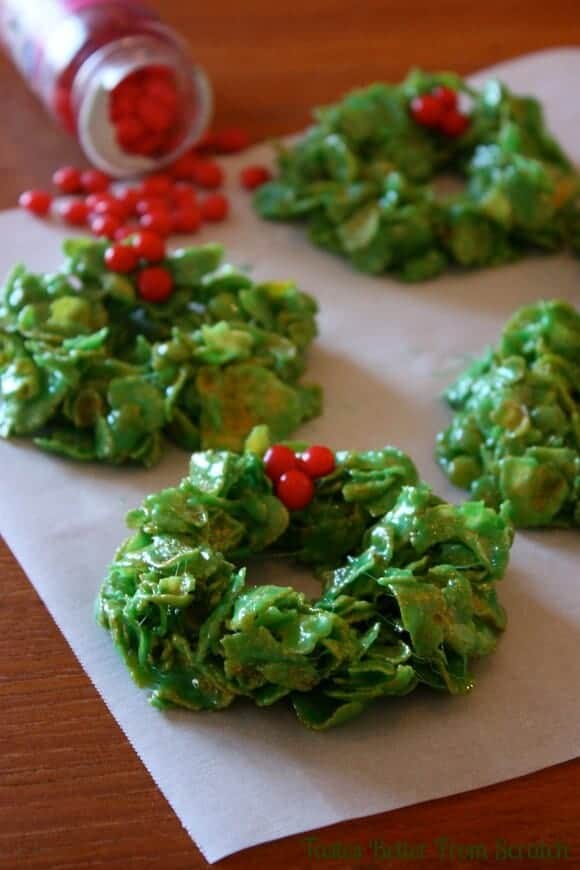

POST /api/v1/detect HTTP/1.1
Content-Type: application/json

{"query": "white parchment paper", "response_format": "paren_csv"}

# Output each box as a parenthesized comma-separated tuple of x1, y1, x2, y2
(1, 49, 579, 864)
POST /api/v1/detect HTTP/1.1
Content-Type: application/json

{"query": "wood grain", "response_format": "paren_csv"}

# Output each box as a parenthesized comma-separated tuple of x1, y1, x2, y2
(1, 2, 579, 867)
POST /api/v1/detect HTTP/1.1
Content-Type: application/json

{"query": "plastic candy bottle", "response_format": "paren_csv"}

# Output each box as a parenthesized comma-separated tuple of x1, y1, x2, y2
(0, 0, 212, 177)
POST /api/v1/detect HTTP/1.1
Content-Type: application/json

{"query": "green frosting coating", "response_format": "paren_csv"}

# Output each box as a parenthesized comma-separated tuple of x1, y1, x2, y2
(437, 299, 580, 528)
(254, 70, 577, 280)
(0, 239, 321, 465)
(97, 432, 513, 729)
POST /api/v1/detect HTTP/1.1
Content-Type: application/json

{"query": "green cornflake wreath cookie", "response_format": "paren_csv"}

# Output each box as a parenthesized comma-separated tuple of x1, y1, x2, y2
(255, 70, 578, 281)
(437, 299, 580, 529)
(97, 429, 513, 730)
(0, 239, 321, 465)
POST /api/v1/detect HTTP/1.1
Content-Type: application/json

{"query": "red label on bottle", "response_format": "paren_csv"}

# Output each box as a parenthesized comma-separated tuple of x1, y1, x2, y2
(0, 0, 155, 85)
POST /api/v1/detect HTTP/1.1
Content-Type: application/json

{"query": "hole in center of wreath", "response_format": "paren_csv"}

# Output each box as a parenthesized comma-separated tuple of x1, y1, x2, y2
(431, 173, 466, 199)
(245, 554, 322, 599)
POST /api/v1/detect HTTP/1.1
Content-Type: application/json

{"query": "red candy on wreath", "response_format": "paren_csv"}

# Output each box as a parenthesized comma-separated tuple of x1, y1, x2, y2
(264, 443, 336, 510)
(410, 85, 470, 138)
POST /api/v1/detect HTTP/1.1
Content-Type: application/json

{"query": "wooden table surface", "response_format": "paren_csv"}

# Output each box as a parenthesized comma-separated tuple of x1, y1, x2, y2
(1, 2, 579, 868)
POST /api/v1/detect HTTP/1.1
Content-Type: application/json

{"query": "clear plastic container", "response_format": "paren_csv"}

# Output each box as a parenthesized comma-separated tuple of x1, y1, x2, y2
(0, 0, 212, 177)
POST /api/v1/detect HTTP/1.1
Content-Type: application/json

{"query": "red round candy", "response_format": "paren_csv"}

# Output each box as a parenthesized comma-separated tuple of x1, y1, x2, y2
(139, 174, 173, 197)
(116, 187, 141, 213)
(192, 161, 224, 189)
(137, 98, 176, 133)
(81, 169, 111, 193)
(104, 244, 138, 273)
(134, 132, 167, 156)
(137, 266, 174, 303)
(195, 130, 220, 151)
(433, 85, 458, 111)
(116, 117, 146, 149)
(169, 153, 198, 180)
(131, 230, 166, 263)
(139, 210, 172, 237)
(92, 197, 129, 220)
(145, 65, 174, 82)
(299, 445, 335, 479)
(109, 95, 133, 122)
(145, 78, 178, 110)
(201, 193, 229, 222)
(172, 207, 202, 233)
(53, 166, 82, 195)
(135, 196, 168, 216)
(240, 165, 272, 190)
(264, 445, 298, 482)
(439, 109, 470, 137)
(276, 470, 315, 511)
(171, 184, 198, 206)
(110, 84, 140, 118)
(90, 213, 121, 239)
(116, 70, 142, 86)
(124, 68, 146, 86)
(410, 94, 443, 127)
(18, 189, 52, 217)
(60, 199, 88, 227)
(85, 192, 111, 211)
(213, 128, 251, 154)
